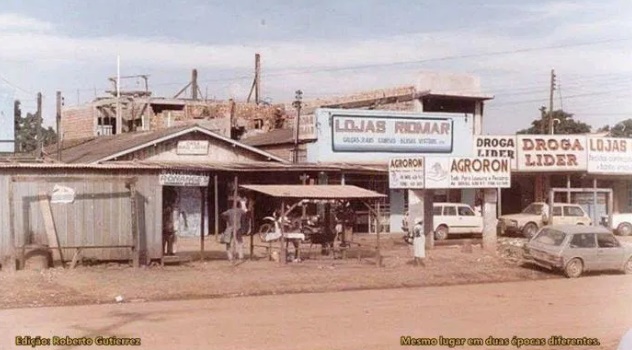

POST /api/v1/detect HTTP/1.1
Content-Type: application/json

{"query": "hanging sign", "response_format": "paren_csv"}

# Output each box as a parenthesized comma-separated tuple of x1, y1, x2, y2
(587, 137, 632, 174)
(516, 135, 587, 172)
(473, 135, 517, 170)
(177, 140, 209, 155)
(425, 157, 511, 189)
(50, 185, 76, 204)
(159, 173, 210, 187)
(331, 115, 453, 153)
(388, 157, 425, 189)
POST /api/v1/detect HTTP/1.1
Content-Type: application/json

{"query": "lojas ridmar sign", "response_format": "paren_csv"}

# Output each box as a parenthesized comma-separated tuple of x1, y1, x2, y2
(516, 135, 587, 172)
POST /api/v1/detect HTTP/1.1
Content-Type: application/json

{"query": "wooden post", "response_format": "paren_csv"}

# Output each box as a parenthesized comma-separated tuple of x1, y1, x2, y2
(129, 182, 140, 268)
(255, 53, 260, 104)
(376, 201, 382, 267)
(232, 176, 238, 260)
(39, 192, 65, 268)
(56, 91, 62, 161)
(7, 177, 16, 272)
(593, 178, 598, 224)
(200, 187, 206, 261)
(280, 200, 286, 265)
(249, 196, 255, 260)
(36, 92, 43, 158)
(214, 175, 219, 242)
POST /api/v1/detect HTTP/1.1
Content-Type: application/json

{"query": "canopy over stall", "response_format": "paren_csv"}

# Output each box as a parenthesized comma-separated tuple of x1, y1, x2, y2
(239, 185, 387, 265)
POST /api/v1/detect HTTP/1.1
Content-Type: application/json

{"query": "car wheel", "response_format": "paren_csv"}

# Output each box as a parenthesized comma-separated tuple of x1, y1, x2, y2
(564, 258, 583, 278)
(522, 222, 538, 239)
(435, 225, 449, 240)
(617, 223, 632, 236)
(624, 257, 632, 274)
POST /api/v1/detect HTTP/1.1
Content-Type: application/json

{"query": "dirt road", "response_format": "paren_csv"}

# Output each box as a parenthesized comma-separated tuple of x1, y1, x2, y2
(2, 275, 631, 350)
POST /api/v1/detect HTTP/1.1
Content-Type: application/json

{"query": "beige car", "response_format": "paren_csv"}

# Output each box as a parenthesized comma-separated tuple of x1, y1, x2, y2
(498, 202, 592, 238)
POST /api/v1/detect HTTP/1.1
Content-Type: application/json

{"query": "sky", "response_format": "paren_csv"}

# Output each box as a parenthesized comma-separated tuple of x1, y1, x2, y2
(1, 0, 632, 137)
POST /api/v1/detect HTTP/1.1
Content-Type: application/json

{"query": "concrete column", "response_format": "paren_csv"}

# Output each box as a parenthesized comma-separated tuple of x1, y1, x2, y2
(424, 190, 435, 249)
(408, 189, 434, 250)
(482, 188, 498, 252)
(473, 101, 483, 135)
(390, 190, 405, 233)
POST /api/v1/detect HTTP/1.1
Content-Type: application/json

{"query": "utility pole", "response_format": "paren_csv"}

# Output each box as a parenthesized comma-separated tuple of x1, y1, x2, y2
(192, 69, 199, 100)
(36, 92, 42, 159)
(116, 55, 122, 135)
(247, 53, 261, 104)
(292, 90, 303, 163)
(539, 106, 547, 134)
(56, 91, 62, 161)
(548, 69, 556, 135)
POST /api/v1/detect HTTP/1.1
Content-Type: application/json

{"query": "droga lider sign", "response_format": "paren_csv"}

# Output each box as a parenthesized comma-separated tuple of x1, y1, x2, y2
(516, 135, 587, 171)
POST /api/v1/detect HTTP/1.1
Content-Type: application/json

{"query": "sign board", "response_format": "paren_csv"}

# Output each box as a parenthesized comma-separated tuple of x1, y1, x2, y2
(50, 185, 76, 204)
(177, 140, 209, 155)
(388, 157, 424, 189)
(516, 135, 587, 172)
(159, 173, 210, 187)
(473, 135, 517, 170)
(587, 137, 632, 174)
(331, 114, 453, 153)
(298, 114, 317, 140)
(425, 157, 511, 189)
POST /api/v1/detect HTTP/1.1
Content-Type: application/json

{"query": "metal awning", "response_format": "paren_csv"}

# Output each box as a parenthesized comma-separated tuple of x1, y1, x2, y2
(240, 185, 386, 199)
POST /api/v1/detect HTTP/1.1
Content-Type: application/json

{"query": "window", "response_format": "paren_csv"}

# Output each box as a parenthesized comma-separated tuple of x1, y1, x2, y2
(433, 206, 442, 215)
(533, 229, 566, 246)
(552, 206, 562, 216)
(444, 206, 456, 216)
(458, 206, 475, 216)
(564, 206, 585, 217)
(570, 233, 596, 248)
(597, 233, 620, 248)
(253, 119, 264, 129)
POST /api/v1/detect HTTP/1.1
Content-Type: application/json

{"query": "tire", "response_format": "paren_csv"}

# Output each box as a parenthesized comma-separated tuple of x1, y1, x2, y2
(522, 222, 538, 239)
(624, 257, 632, 274)
(435, 225, 449, 241)
(617, 223, 632, 236)
(564, 258, 584, 278)
(258, 223, 273, 242)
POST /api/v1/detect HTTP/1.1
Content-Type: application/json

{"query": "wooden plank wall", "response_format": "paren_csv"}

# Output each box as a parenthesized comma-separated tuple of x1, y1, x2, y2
(0, 172, 163, 263)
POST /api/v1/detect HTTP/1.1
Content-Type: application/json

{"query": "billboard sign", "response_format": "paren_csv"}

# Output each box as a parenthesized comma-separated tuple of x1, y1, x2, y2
(331, 114, 453, 153)
(587, 137, 632, 174)
(425, 157, 511, 189)
(388, 157, 425, 189)
(473, 135, 517, 170)
(516, 135, 587, 172)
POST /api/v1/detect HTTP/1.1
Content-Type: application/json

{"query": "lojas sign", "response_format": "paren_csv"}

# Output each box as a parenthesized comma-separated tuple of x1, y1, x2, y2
(332, 115, 453, 153)
(516, 135, 587, 172)
(388, 157, 425, 189)
(587, 137, 632, 174)
(473, 136, 517, 170)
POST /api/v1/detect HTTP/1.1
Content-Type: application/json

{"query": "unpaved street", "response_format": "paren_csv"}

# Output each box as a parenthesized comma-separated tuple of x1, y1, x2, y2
(2, 275, 631, 350)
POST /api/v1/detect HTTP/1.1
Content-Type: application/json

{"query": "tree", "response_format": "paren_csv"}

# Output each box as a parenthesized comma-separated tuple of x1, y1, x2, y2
(13, 99, 58, 154)
(608, 119, 632, 138)
(517, 109, 591, 135)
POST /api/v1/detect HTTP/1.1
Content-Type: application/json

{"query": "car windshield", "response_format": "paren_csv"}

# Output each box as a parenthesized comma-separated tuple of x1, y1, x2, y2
(522, 204, 543, 215)
(533, 228, 566, 246)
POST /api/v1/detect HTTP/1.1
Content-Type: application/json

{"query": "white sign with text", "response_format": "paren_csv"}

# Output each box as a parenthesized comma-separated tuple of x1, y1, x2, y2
(516, 135, 587, 172)
(424, 157, 511, 189)
(473, 135, 517, 170)
(587, 137, 632, 174)
(177, 140, 209, 155)
(388, 157, 425, 189)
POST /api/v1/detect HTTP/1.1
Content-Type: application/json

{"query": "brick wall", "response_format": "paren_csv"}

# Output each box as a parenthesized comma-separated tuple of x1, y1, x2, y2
(61, 106, 95, 141)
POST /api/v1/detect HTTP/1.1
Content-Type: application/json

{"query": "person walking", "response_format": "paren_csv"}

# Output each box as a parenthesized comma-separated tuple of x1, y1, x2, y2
(221, 203, 247, 261)
(412, 218, 426, 267)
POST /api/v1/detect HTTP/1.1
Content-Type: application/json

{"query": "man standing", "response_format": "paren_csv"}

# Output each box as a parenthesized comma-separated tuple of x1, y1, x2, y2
(221, 203, 247, 261)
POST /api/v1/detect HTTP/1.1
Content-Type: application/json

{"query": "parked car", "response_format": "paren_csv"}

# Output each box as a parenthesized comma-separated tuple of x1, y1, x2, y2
(498, 202, 592, 238)
(601, 213, 632, 236)
(401, 203, 483, 240)
(523, 225, 632, 278)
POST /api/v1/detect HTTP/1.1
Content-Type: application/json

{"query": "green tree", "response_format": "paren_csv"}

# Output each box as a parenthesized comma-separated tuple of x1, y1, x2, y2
(517, 109, 591, 134)
(14, 99, 58, 154)
(608, 119, 632, 138)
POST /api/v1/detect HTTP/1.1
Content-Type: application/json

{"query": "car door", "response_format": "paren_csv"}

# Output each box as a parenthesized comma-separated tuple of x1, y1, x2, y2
(443, 205, 463, 233)
(595, 233, 625, 270)
(564, 205, 590, 225)
(550, 206, 564, 225)
(433, 205, 443, 231)
(457, 205, 481, 233)
(567, 233, 598, 270)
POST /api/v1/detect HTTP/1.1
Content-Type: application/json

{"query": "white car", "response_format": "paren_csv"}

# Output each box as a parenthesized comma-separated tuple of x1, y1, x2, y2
(602, 213, 632, 236)
(432, 203, 483, 240)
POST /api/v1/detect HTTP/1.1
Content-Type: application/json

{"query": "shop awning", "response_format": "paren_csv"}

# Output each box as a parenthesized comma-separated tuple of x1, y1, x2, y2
(239, 184, 386, 200)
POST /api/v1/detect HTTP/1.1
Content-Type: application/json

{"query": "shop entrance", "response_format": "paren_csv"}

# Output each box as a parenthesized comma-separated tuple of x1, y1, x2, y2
(548, 187, 613, 226)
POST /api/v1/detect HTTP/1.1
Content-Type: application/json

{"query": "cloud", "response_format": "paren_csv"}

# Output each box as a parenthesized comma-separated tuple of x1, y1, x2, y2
(0, 13, 53, 32)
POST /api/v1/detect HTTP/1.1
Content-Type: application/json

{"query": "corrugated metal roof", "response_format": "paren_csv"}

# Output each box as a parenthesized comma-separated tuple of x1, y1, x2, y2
(0, 162, 161, 170)
(241, 128, 296, 146)
(132, 160, 387, 173)
(240, 184, 386, 199)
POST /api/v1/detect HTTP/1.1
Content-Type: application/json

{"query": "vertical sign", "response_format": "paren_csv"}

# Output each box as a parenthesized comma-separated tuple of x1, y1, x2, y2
(516, 135, 587, 172)
(388, 157, 424, 189)
(473, 135, 517, 170)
